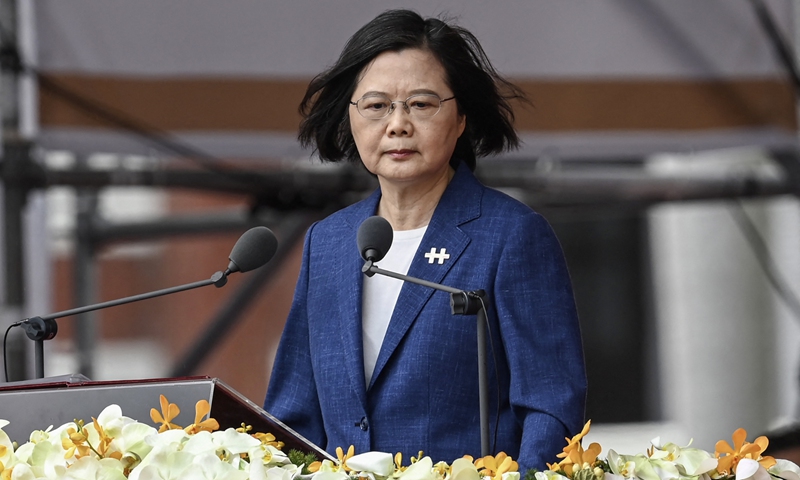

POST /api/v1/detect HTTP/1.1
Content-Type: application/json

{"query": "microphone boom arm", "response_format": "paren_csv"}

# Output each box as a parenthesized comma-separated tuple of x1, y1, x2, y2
(13, 225, 277, 380)
(21, 271, 229, 379)
(361, 259, 490, 455)
(362, 261, 484, 314)
(42, 271, 227, 323)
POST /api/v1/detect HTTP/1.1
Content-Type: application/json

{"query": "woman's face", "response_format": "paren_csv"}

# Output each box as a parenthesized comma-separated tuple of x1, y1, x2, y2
(349, 48, 466, 188)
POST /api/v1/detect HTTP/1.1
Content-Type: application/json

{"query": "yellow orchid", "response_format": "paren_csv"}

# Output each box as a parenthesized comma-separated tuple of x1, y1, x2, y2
(337, 445, 355, 472)
(410, 450, 426, 463)
(433, 460, 451, 479)
(61, 424, 91, 459)
(253, 431, 285, 450)
(714, 428, 776, 475)
(548, 421, 602, 477)
(567, 443, 602, 467)
(395, 452, 409, 475)
(392, 451, 447, 478)
(149, 395, 181, 433)
(546, 460, 560, 471)
(307, 460, 322, 473)
(183, 399, 220, 434)
(91, 416, 122, 460)
(559, 420, 593, 458)
(474, 452, 519, 480)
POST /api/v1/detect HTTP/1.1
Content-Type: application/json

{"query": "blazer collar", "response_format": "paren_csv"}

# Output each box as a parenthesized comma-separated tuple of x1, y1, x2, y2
(340, 162, 482, 229)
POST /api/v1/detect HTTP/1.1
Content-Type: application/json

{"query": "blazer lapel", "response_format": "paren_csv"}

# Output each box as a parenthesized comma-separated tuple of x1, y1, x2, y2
(338, 190, 381, 408)
(368, 164, 482, 388)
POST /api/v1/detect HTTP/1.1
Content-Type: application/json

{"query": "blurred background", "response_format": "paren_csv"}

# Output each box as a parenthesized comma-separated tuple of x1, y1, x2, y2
(2, 0, 799, 454)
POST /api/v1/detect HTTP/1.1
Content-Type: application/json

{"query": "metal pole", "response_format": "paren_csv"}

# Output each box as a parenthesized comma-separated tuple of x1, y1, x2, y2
(0, 0, 31, 382)
(477, 308, 490, 456)
(74, 180, 98, 379)
(34, 338, 43, 378)
(1, 140, 29, 381)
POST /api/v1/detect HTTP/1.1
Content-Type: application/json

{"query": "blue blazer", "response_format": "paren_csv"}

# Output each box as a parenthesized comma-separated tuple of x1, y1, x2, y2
(264, 163, 586, 471)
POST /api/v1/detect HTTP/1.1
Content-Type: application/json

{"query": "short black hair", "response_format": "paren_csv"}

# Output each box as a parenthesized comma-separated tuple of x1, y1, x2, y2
(297, 9, 526, 171)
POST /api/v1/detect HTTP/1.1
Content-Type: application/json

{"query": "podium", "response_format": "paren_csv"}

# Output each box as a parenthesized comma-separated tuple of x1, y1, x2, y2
(0, 375, 332, 461)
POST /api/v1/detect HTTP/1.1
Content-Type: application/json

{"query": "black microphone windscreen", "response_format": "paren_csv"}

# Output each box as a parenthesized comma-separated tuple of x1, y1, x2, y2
(357, 216, 393, 262)
(228, 226, 278, 273)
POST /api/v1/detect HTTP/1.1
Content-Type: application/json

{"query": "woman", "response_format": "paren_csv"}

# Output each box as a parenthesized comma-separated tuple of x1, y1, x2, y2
(264, 9, 586, 471)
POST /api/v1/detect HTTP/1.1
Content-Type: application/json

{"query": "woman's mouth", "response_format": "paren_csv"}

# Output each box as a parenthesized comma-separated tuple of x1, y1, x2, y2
(385, 149, 416, 159)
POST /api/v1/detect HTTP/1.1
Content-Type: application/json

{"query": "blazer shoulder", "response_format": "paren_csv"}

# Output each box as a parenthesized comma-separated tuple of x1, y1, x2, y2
(440, 164, 543, 228)
(312, 192, 378, 234)
(479, 184, 544, 222)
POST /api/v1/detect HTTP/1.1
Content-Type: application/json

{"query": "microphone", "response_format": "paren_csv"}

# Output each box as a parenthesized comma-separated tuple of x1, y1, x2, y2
(227, 226, 279, 274)
(357, 216, 393, 262)
(15, 226, 278, 379)
(356, 216, 482, 312)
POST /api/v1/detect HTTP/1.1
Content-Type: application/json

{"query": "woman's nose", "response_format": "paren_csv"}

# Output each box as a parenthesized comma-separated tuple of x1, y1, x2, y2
(386, 103, 413, 136)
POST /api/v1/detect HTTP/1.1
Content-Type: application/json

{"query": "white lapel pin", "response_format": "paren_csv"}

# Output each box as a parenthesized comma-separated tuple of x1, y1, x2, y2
(424, 247, 450, 265)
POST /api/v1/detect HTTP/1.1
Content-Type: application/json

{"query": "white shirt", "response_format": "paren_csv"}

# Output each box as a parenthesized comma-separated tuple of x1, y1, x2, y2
(361, 225, 427, 386)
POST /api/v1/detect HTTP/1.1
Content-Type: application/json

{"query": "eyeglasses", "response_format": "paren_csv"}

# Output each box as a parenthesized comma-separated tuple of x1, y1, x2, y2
(350, 93, 456, 119)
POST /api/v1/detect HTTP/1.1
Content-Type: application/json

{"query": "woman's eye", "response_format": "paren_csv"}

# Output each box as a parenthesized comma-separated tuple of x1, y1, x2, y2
(410, 100, 434, 109)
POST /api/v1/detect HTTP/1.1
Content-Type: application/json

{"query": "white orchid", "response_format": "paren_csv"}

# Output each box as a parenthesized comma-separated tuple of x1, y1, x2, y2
(23, 434, 75, 479)
(346, 451, 394, 477)
(769, 459, 800, 480)
(261, 463, 301, 480)
(92, 405, 134, 438)
(181, 428, 259, 463)
(249, 443, 291, 469)
(606, 449, 640, 479)
(535, 470, 571, 480)
(733, 459, 771, 480)
(397, 456, 435, 480)
(312, 467, 351, 480)
(13, 421, 78, 466)
(5, 461, 36, 480)
(0, 419, 16, 470)
(58, 456, 127, 480)
(450, 458, 481, 480)
(126, 449, 194, 480)
(645, 438, 718, 480)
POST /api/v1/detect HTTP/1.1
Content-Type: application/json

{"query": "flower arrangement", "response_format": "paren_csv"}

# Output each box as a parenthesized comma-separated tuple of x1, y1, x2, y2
(533, 421, 800, 480)
(0, 396, 519, 480)
(0, 396, 297, 480)
(0, 398, 798, 480)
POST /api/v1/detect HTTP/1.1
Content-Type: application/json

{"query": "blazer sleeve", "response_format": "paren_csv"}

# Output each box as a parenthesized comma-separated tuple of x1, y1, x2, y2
(494, 210, 587, 470)
(263, 224, 327, 449)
